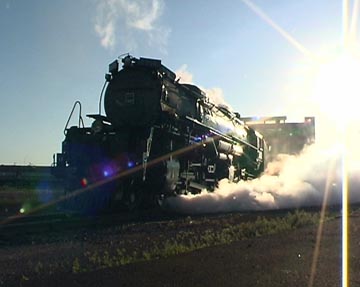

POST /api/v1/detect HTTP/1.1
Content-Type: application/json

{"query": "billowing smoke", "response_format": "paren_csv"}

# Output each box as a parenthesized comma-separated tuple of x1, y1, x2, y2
(202, 87, 228, 107)
(175, 64, 194, 84)
(175, 65, 229, 107)
(163, 141, 360, 214)
(172, 64, 360, 214)
(94, 0, 169, 51)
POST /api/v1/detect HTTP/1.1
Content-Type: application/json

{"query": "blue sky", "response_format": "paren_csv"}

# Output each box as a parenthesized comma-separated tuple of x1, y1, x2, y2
(0, 0, 349, 165)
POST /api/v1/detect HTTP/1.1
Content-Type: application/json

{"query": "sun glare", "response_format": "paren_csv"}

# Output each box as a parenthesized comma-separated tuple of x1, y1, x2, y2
(242, 1, 357, 286)
(312, 50, 360, 125)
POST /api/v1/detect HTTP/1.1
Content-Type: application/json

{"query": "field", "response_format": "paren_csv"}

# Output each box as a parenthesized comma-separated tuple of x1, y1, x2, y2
(1, 203, 359, 287)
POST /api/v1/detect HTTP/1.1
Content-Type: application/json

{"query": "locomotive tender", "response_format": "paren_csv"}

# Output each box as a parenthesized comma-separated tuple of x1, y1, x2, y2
(53, 55, 266, 211)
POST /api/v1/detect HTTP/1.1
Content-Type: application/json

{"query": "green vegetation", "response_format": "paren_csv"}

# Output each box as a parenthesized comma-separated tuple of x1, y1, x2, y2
(22, 210, 325, 277)
(75, 210, 321, 273)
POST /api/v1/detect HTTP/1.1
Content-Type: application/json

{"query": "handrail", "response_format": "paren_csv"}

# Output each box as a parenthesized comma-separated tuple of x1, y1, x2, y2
(64, 101, 85, 135)
(98, 80, 108, 115)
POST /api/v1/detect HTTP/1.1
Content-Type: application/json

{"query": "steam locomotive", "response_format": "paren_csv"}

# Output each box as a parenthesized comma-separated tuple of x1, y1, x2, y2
(52, 55, 266, 211)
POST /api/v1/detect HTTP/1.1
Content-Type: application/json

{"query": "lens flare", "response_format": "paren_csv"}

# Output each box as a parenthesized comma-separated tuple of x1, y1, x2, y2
(80, 178, 88, 187)
(241, 0, 314, 59)
(312, 51, 360, 125)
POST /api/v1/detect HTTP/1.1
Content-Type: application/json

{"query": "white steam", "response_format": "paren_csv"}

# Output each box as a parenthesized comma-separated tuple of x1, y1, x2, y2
(175, 65, 229, 107)
(171, 64, 360, 214)
(175, 64, 194, 84)
(203, 87, 227, 107)
(163, 141, 360, 214)
(94, 0, 169, 51)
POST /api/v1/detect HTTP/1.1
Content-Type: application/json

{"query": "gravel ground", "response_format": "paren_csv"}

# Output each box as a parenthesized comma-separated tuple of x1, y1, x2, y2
(1, 210, 359, 287)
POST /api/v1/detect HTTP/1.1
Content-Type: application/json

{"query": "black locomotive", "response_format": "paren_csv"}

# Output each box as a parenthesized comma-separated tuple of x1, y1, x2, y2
(52, 55, 266, 211)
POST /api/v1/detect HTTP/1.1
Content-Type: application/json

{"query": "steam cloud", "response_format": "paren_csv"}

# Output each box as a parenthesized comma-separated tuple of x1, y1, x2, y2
(175, 65, 229, 107)
(172, 64, 360, 214)
(163, 141, 360, 214)
(94, 0, 169, 51)
(175, 65, 194, 84)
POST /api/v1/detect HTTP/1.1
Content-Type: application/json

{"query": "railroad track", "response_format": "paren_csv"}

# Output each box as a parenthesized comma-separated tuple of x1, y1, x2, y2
(1, 191, 355, 249)
(0, 207, 191, 247)
(0, 202, 346, 232)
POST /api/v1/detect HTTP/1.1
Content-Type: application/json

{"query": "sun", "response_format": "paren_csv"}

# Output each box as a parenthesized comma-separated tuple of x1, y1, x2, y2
(312, 49, 360, 125)
(240, 1, 358, 285)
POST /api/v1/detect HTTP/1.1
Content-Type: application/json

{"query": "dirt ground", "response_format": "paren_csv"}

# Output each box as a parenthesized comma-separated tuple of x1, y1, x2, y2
(1, 210, 359, 287)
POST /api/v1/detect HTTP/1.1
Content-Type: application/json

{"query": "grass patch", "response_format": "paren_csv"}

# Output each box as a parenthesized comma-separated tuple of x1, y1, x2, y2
(74, 210, 322, 273)
(21, 210, 325, 277)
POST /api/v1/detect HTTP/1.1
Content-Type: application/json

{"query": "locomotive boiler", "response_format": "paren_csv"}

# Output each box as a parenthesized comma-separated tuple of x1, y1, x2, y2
(52, 55, 266, 211)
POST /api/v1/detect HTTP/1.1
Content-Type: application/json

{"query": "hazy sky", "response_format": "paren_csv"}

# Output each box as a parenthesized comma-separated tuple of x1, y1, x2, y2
(0, 1, 349, 164)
